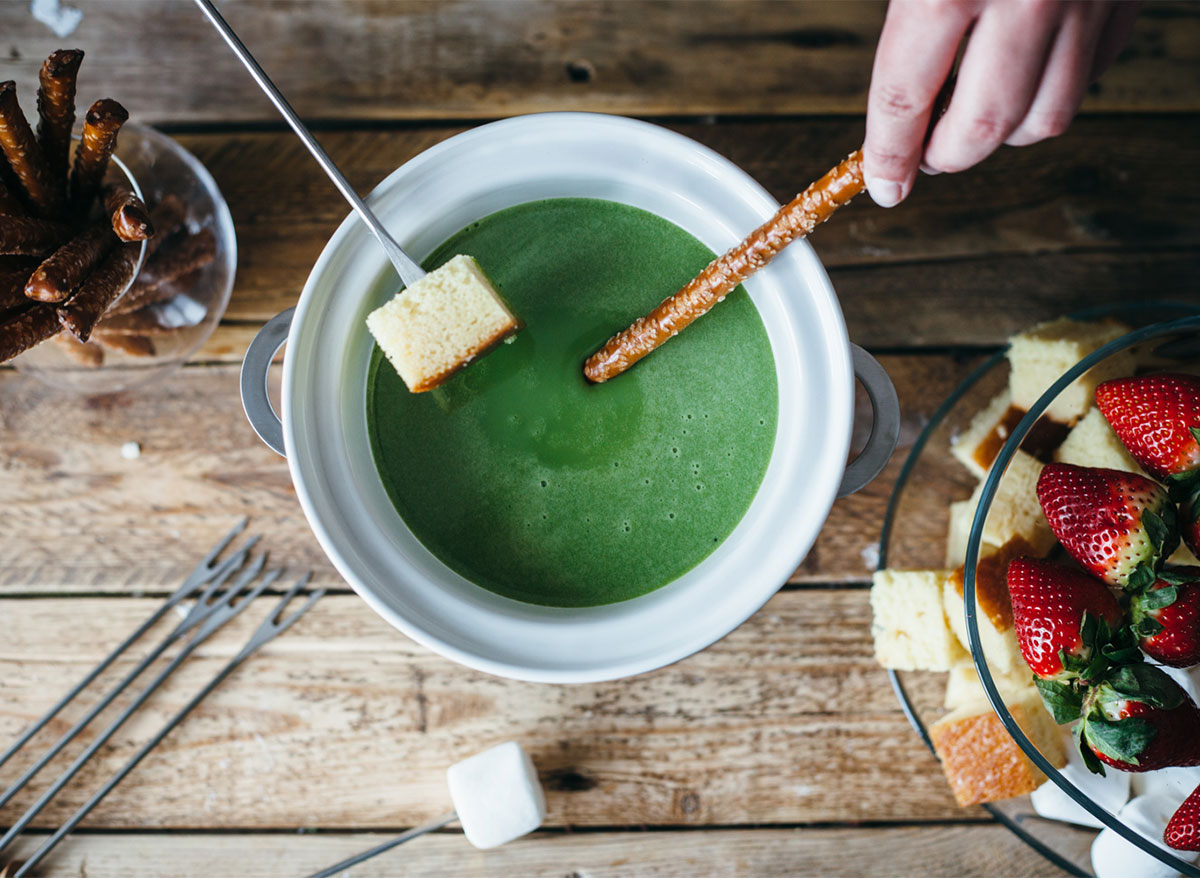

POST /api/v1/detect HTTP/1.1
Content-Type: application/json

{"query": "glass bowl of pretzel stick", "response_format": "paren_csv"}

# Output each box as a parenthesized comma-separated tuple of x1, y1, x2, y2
(12, 121, 235, 392)
(875, 302, 1200, 877)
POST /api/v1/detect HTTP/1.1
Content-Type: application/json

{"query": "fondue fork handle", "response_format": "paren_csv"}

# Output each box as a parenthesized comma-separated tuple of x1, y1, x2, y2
(191, 0, 426, 288)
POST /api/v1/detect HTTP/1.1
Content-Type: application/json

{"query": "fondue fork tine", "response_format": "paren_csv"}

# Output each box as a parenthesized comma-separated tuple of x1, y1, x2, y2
(0, 558, 282, 858)
(190, 0, 425, 289)
(0, 546, 261, 813)
(0, 518, 252, 773)
(12, 576, 325, 878)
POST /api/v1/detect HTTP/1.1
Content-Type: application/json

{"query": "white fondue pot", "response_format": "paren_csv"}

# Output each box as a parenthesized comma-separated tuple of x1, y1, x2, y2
(241, 113, 898, 683)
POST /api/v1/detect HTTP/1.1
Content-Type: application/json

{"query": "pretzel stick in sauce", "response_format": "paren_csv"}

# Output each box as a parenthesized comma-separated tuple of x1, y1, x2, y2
(0, 214, 71, 255)
(103, 183, 154, 242)
(24, 222, 116, 302)
(70, 99, 128, 217)
(0, 81, 61, 219)
(36, 49, 84, 200)
(57, 242, 138, 342)
(584, 150, 864, 383)
(0, 302, 60, 362)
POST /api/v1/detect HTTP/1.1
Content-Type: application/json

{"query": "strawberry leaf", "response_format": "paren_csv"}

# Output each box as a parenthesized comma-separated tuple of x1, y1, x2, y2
(1127, 564, 1156, 595)
(1191, 426, 1200, 445)
(1100, 641, 1144, 665)
(1135, 617, 1166, 638)
(1145, 508, 1170, 555)
(1105, 663, 1184, 709)
(1035, 678, 1084, 724)
(1157, 570, 1198, 586)
(1142, 585, 1179, 611)
(1074, 722, 1106, 776)
(1083, 716, 1154, 766)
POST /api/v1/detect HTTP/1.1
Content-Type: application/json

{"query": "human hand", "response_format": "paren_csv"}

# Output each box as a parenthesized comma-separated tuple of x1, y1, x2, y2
(862, 0, 1140, 207)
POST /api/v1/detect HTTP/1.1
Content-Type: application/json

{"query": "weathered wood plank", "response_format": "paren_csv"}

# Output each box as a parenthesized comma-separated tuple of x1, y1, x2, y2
(0, 1, 1196, 121)
(157, 117, 1200, 354)
(0, 593, 960, 829)
(0, 353, 970, 594)
(4, 827, 1073, 877)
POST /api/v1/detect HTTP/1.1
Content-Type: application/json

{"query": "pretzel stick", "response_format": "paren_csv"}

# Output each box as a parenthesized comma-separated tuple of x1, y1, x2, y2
(108, 267, 202, 317)
(53, 330, 104, 367)
(36, 49, 84, 201)
(94, 306, 181, 336)
(57, 242, 138, 342)
(70, 99, 128, 217)
(143, 194, 187, 258)
(0, 258, 37, 310)
(94, 332, 154, 357)
(584, 150, 865, 383)
(0, 302, 60, 362)
(103, 183, 154, 242)
(0, 81, 60, 219)
(136, 227, 215, 286)
(24, 222, 116, 302)
(0, 214, 71, 255)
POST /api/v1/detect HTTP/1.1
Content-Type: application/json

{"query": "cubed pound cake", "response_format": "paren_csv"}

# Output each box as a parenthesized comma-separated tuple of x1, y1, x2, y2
(951, 390, 1015, 480)
(870, 569, 967, 671)
(366, 254, 521, 393)
(942, 538, 1036, 675)
(930, 688, 1066, 807)
(1007, 317, 1134, 424)
(943, 658, 1035, 712)
(969, 449, 1057, 557)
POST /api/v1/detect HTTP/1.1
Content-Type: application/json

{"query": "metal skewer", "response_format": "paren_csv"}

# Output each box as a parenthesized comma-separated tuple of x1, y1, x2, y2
(12, 577, 325, 877)
(192, 0, 426, 289)
(0, 518, 248, 772)
(0, 543, 259, 814)
(305, 812, 460, 878)
(0, 557, 279, 857)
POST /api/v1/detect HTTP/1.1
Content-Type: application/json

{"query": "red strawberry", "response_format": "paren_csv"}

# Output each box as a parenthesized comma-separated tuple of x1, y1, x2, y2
(1081, 674, 1200, 772)
(1097, 374, 1200, 560)
(1036, 463, 1179, 590)
(1165, 783, 1200, 852)
(1095, 373, 1200, 481)
(1007, 558, 1124, 680)
(1132, 568, 1200, 668)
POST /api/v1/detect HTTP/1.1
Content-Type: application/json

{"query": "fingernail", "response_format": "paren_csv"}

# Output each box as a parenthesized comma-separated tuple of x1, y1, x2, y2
(919, 162, 942, 176)
(865, 177, 903, 208)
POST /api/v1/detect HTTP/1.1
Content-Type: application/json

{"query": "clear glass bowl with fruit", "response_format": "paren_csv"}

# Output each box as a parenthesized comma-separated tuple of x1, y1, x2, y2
(878, 301, 1200, 877)
(15, 123, 236, 392)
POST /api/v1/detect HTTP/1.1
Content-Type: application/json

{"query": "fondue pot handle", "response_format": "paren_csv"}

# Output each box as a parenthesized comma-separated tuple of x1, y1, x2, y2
(240, 306, 294, 457)
(839, 344, 900, 498)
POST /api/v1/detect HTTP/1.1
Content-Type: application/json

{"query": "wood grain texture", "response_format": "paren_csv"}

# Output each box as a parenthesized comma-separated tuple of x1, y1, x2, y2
(0, 353, 971, 595)
(4, 827, 1073, 877)
(0, 1, 1197, 121)
(160, 117, 1200, 351)
(0, 593, 964, 830)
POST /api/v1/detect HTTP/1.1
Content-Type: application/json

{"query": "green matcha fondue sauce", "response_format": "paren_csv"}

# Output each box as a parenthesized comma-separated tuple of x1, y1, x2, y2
(366, 198, 778, 607)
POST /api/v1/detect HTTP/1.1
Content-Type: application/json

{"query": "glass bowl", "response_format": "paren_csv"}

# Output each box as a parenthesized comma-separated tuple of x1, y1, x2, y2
(14, 123, 236, 393)
(880, 301, 1200, 877)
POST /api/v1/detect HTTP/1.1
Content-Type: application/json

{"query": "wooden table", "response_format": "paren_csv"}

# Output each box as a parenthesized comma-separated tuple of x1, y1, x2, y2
(1, 2, 1197, 875)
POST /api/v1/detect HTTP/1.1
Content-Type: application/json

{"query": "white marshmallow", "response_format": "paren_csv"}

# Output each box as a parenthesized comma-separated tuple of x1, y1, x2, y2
(446, 741, 546, 850)
(1031, 738, 1130, 828)
(1091, 795, 1199, 878)
(1133, 765, 1200, 802)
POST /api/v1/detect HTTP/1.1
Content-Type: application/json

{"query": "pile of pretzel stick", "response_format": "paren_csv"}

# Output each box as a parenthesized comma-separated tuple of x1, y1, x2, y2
(0, 49, 156, 364)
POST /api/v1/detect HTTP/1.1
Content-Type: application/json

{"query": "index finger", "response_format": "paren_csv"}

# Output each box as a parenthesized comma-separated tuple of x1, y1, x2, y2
(863, 0, 976, 206)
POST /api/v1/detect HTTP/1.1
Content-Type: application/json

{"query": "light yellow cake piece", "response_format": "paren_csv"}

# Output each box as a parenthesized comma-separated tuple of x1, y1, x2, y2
(945, 498, 975, 568)
(941, 541, 1030, 676)
(972, 449, 1057, 556)
(366, 254, 520, 393)
(944, 658, 1036, 712)
(951, 389, 1015, 479)
(1054, 407, 1143, 473)
(1007, 317, 1135, 424)
(930, 688, 1066, 807)
(870, 569, 968, 672)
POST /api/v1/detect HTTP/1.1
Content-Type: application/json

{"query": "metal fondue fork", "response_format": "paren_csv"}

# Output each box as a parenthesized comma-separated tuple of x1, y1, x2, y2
(0, 556, 279, 857)
(11, 577, 325, 878)
(0, 518, 249, 772)
(192, 0, 427, 289)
